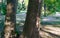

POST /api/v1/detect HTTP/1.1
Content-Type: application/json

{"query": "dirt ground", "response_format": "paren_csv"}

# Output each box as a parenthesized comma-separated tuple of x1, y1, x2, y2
(39, 25, 60, 38)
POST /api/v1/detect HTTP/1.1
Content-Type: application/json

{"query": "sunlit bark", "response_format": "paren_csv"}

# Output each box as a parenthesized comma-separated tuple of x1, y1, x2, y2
(2, 0, 17, 38)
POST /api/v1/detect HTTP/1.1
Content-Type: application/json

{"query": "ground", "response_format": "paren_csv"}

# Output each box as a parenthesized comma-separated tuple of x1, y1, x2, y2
(40, 25, 60, 38)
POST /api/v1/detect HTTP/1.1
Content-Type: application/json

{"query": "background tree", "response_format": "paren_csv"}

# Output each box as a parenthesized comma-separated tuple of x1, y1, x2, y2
(23, 0, 42, 38)
(2, 0, 17, 38)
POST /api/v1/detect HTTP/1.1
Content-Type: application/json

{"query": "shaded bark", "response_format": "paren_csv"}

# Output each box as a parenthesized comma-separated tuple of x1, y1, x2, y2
(2, 0, 17, 38)
(23, 0, 42, 38)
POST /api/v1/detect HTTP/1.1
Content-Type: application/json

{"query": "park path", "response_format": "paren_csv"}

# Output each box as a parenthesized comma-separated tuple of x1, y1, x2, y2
(40, 25, 60, 38)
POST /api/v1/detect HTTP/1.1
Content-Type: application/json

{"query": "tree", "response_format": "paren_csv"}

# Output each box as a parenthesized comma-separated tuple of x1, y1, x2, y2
(2, 0, 17, 38)
(23, 0, 42, 38)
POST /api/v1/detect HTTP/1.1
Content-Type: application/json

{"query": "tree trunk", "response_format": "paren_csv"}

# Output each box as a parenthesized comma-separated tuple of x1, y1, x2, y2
(23, 0, 42, 38)
(2, 0, 17, 38)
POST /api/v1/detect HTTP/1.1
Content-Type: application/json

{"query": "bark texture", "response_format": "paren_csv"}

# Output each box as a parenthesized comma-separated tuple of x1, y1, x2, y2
(23, 0, 42, 38)
(2, 0, 17, 38)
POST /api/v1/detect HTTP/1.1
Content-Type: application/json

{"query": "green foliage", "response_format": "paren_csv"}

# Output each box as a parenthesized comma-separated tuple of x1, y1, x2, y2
(56, 0, 60, 12)
(1, 0, 28, 15)
(17, 3, 21, 13)
(1, 3, 6, 15)
(44, 0, 60, 16)
(17, 1, 27, 13)
(0, 2, 6, 15)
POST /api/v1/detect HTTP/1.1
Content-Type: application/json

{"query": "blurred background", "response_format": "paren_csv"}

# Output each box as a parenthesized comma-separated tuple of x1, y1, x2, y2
(0, 0, 60, 37)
